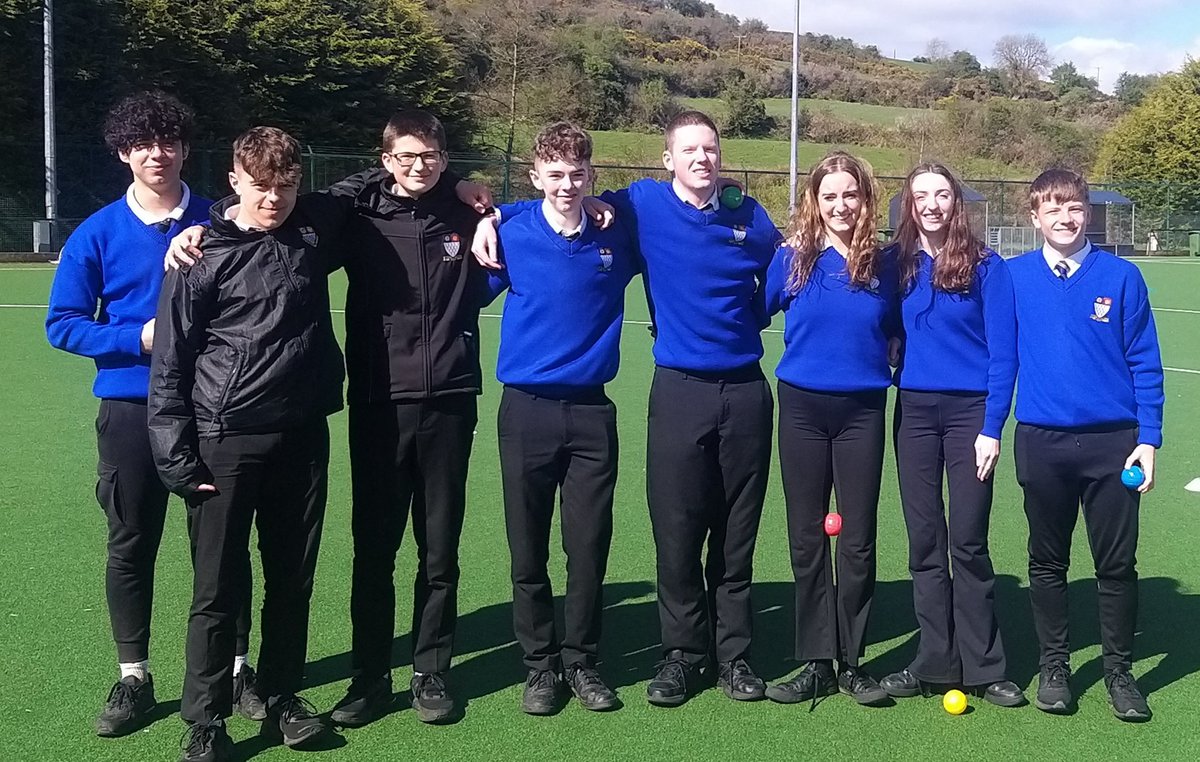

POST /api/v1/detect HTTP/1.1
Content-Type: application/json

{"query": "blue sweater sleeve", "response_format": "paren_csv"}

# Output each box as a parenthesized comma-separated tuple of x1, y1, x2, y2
(46, 228, 144, 361)
(764, 245, 792, 317)
(979, 258, 1018, 439)
(1122, 271, 1165, 446)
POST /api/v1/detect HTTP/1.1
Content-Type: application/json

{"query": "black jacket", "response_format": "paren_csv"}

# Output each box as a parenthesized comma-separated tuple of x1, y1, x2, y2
(339, 172, 485, 404)
(148, 193, 349, 496)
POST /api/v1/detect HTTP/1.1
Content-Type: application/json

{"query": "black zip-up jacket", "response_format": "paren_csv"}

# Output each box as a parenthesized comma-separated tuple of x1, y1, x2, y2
(339, 172, 485, 404)
(148, 193, 349, 497)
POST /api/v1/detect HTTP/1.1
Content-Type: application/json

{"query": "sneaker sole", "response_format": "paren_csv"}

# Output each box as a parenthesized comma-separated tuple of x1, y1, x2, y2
(1035, 698, 1070, 713)
(331, 697, 394, 728)
(575, 693, 619, 711)
(1111, 704, 1151, 722)
(646, 691, 688, 707)
(841, 686, 890, 706)
(95, 701, 157, 738)
(764, 684, 837, 705)
(983, 692, 1028, 708)
(413, 700, 456, 724)
(718, 680, 766, 701)
(882, 684, 921, 699)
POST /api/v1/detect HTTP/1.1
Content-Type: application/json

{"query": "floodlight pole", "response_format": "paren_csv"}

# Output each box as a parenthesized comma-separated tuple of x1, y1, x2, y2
(44, 0, 58, 224)
(788, 0, 801, 211)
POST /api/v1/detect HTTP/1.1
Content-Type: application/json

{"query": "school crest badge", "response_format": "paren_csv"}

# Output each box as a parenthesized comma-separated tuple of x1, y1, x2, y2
(869, 277, 880, 292)
(1091, 296, 1113, 323)
(731, 225, 747, 244)
(299, 226, 319, 247)
(442, 233, 462, 261)
(598, 247, 614, 272)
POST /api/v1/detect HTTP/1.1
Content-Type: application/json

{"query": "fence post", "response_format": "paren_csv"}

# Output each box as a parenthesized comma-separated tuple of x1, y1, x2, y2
(502, 153, 512, 203)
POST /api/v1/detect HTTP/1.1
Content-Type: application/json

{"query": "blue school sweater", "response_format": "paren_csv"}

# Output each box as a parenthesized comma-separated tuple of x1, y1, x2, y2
(599, 179, 781, 372)
(894, 250, 1018, 439)
(1007, 244, 1164, 446)
(46, 194, 212, 399)
(765, 244, 900, 393)
(485, 205, 638, 390)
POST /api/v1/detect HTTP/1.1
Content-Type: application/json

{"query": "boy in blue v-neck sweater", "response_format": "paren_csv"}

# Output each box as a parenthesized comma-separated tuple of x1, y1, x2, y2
(1007, 168, 1164, 722)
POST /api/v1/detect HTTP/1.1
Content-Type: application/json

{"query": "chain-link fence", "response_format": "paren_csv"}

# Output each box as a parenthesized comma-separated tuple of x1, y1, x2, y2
(4, 141, 1200, 257)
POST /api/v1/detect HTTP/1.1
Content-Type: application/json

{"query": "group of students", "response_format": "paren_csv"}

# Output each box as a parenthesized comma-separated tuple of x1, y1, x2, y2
(46, 89, 1164, 762)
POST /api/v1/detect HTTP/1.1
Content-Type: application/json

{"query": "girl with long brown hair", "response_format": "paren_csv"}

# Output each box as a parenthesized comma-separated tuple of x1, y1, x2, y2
(761, 151, 899, 707)
(880, 163, 1024, 707)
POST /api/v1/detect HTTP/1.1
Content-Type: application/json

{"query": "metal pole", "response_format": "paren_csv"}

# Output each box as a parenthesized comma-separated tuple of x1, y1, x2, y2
(44, 0, 58, 224)
(788, 0, 800, 211)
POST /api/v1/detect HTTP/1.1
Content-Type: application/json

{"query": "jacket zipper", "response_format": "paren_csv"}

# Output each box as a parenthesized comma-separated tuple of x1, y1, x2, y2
(275, 238, 298, 293)
(206, 349, 243, 437)
(416, 215, 432, 394)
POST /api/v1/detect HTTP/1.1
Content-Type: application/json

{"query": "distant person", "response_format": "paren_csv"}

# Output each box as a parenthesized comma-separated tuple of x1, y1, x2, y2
(1147, 231, 1158, 255)
(1007, 168, 1164, 722)
(45, 91, 263, 740)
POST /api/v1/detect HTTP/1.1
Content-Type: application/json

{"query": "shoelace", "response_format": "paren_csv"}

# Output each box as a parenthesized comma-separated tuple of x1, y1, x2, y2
(276, 695, 319, 722)
(181, 722, 220, 755)
(570, 667, 604, 691)
(416, 672, 448, 698)
(1044, 663, 1070, 688)
(105, 680, 138, 711)
(529, 669, 559, 691)
(1109, 670, 1139, 697)
(654, 659, 687, 685)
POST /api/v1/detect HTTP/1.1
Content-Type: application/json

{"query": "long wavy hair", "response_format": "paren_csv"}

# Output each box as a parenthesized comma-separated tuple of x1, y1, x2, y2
(894, 163, 985, 293)
(786, 151, 880, 292)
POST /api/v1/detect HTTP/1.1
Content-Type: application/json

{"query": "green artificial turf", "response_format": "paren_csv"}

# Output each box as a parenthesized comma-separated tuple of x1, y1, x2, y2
(1, 259, 1198, 760)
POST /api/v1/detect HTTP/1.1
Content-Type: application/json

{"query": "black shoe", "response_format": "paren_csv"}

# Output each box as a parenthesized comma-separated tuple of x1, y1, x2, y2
(521, 668, 565, 715)
(263, 694, 328, 748)
(838, 665, 889, 706)
(765, 661, 838, 704)
(330, 673, 393, 727)
(971, 679, 1027, 708)
(96, 674, 157, 737)
(411, 672, 457, 723)
(1035, 661, 1072, 714)
(233, 666, 267, 721)
(646, 650, 702, 707)
(1106, 670, 1151, 722)
(179, 721, 234, 762)
(880, 668, 923, 699)
(566, 664, 618, 711)
(717, 658, 766, 701)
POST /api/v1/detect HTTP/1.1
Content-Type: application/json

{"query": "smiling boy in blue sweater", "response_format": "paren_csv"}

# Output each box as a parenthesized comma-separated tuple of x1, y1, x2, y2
(1007, 168, 1164, 722)
(482, 122, 638, 715)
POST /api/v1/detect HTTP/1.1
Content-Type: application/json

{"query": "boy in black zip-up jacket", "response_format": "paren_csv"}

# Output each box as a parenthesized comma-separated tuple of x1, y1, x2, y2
(150, 127, 351, 761)
(329, 110, 486, 727)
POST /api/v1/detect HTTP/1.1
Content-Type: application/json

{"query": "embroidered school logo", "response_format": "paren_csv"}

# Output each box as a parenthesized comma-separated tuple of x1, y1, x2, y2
(442, 233, 462, 261)
(1091, 296, 1113, 323)
(598, 248, 614, 272)
(869, 277, 880, 293)
(731, 225, 747, 244)
(299, 226, 319, 247)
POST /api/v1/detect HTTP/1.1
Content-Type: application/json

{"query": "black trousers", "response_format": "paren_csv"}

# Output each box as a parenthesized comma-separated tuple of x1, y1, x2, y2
(348, 395, 476, 677)
(498, 387, 617, 670)
(647, 365, 773, 665)
(777, 382, 885, 667)
(894, 390, 1006, 685)
(1014, 423, 1140, 674)
(181, 419, 329, 724)
(95, 399, 249, 664)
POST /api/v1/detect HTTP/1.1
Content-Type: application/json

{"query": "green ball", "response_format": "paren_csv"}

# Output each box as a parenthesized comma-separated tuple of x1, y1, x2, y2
(720, 185, 744, 210)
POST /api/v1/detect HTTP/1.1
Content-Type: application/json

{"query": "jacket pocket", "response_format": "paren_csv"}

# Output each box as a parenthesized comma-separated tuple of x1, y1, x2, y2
(95, 461, 122, 523)
(207, 349, 245, 435)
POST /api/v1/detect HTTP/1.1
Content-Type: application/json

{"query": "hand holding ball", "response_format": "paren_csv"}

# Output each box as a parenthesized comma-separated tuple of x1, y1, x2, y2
(1121, 465, 1145, 489)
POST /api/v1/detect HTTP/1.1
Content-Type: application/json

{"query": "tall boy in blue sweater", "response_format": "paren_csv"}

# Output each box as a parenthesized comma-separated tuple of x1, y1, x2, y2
(1008, 168, 1164, 722)
(45, 91, 262, 738)
(482, 122, 638, 715)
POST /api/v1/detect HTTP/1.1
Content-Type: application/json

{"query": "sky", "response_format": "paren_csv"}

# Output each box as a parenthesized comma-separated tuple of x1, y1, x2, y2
(707, 0, 1200, 92)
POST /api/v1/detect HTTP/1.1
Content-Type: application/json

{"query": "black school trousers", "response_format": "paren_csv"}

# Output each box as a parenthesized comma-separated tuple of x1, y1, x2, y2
(647, 365, 773, 666)
(180, 418, 329, 724)
(499, 386, 617, 670)
(96, 399, 249, 664)
(894, 390, 1007, 685)
(1014, 423, 1140, 674)
(348, 395, 476, 677)
(777, 382, 885, 667)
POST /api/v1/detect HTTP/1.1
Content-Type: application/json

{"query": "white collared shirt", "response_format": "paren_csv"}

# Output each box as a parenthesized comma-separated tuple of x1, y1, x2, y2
(542, 200, 587, 239)
(671, 180, 719, 212)
(223, 204, 262, 233)
(126, 182, 190, 226)
(1041, 239, 1093, 278)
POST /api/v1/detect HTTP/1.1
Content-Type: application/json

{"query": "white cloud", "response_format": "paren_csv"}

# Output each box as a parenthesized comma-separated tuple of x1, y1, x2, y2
(1053, 37, 1197, 92)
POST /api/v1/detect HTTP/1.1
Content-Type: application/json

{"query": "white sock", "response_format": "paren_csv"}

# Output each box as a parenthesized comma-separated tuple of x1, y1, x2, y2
(234, 654, 249, 675)
(119, 661, 149, 681)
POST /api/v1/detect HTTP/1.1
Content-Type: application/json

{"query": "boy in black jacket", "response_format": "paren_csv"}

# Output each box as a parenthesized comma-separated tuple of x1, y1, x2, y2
(150, 127, 350, 761)
(329, 110, 485, 727)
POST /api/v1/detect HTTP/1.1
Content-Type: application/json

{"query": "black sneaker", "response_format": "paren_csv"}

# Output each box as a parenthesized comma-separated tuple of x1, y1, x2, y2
(330, 673, 393, 727)
(179, 721, 234, 762)
(263, 694, 328, 748)
(411, 672, 457, 723)
(96, 674, 157, 737)
(717, 658, 766, 701)
(646, 650, 702, 707)
(765, 661, 838, 704)
(566, 664, 618, 711)
(971, 679, 1027, 708)
(521, 668, 565, 715)
(1106, 670, 1151, 722)
(880, 668, 924, 699)
(1035, 661, 1072, 714)
(233, 666, 267, 721)
(838, 665, 889, 706)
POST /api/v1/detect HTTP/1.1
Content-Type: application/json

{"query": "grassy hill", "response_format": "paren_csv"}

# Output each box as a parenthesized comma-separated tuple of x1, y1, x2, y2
(681, 97, 934, 127)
